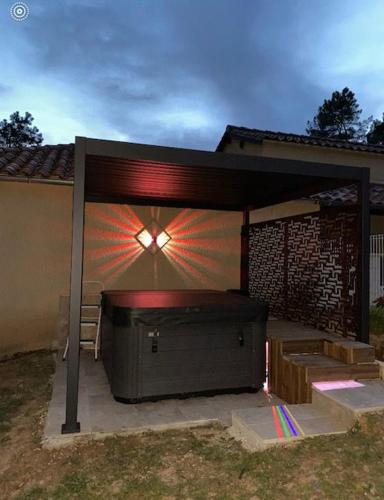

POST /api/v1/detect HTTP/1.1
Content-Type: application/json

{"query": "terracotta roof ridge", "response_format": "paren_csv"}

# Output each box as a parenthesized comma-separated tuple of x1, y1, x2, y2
(218, 125, 384, 153)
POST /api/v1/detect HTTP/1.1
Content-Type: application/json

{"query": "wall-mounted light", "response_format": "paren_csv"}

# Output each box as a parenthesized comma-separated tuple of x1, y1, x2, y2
(135, 220, 171, 255)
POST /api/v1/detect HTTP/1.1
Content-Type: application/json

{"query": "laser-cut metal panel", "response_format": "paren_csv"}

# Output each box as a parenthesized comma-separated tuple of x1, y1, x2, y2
(249, 221, 286, 317)
(248, 208, 358, 339)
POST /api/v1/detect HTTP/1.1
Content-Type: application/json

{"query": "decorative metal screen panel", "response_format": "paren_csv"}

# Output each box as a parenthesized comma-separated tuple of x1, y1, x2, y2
(249, 208, 359, 338)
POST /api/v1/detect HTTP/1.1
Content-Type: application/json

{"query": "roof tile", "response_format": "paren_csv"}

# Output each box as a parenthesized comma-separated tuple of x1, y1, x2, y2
(0, 144, 74, 181)
(217, 125, 384, 154)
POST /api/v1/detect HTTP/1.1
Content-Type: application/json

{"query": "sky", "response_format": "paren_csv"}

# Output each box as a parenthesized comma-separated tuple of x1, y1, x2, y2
(1, 0, 383, 150)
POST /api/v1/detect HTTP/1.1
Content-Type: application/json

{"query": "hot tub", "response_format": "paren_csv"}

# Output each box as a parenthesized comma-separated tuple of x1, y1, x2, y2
(101, 290, 267, 403)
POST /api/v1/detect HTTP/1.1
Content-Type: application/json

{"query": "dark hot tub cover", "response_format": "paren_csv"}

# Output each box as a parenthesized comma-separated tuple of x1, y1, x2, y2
(101, 290, 267, 402)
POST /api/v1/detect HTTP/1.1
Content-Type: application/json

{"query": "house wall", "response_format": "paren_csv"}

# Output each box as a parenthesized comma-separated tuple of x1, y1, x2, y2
(0, 182, 73, 356)
(0, 181, 241, 357)
(222, 138, 383, 224)
(223, 138, 384, 183)
(83, 204, 241, 291)
(371, 215, 384, 235)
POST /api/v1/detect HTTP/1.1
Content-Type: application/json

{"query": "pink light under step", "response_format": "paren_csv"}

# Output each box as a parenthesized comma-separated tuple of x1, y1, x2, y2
(312, 380, 365, 391)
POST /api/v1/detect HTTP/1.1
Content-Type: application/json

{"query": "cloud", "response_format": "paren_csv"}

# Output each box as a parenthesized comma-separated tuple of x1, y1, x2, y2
(0, 0, 382, 147)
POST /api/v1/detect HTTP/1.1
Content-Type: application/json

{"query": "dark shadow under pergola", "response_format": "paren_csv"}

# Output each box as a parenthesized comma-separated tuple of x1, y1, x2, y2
(62, 136, 370, 433)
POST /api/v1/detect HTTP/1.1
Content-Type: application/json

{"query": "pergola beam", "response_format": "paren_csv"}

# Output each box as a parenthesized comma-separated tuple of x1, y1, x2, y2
(62, 137, 86, 434)
(84, 137, 363, 181)
(240, 207, 250, 292)
(358, 169, 370, 343)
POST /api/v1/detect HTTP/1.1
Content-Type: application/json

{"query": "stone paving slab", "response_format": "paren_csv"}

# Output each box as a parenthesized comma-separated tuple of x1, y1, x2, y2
(312, 379, 384, 415)
(230, 403, 348, 451)
(43, 351, 282, 447)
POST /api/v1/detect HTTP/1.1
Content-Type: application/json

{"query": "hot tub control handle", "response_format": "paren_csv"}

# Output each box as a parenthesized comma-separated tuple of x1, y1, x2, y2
(148, 328, 160, 353)
(148, 329, 160, 337)
(152, 337, 158, 353)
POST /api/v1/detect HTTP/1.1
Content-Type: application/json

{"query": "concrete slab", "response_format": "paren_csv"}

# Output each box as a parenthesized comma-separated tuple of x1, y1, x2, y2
(312, 379, 384, 417)
(43, 351, 282, 447)
(230, 403, 348, 451)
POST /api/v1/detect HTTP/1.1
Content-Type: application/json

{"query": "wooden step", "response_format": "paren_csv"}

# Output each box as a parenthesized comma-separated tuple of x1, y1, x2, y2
(81, 305, 99, 322)
(324, 340, 375, 364)
(80, 323, 97, 342)
(82, 294, 101, 306)
(280, 353, 380, 404)
(282, 339, 324, 355)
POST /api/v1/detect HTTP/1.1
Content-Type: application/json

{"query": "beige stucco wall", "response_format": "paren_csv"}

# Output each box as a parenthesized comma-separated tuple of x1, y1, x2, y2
(224, 138, 384, 183)
(371, 215, 384, 235)
(0, 181, 73, 357)
(222, 137, 384, 223)
(249, 200, 319, 224)
(0, 181, 242, 357)
(83, 204, 241, 291)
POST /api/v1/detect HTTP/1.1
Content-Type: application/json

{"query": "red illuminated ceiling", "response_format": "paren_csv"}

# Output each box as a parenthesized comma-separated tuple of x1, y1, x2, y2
(84, 154, 351, 211)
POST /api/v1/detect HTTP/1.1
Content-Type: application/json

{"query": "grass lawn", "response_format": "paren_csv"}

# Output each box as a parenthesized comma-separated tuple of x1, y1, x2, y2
(1, 351, 384, 499)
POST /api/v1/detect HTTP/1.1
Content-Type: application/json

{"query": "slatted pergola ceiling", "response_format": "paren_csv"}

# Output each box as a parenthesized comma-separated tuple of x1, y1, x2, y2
(84, 141, 366, 211)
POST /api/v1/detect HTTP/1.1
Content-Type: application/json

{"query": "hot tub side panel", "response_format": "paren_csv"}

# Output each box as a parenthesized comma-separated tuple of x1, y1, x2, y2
(102, 316, 266, 402)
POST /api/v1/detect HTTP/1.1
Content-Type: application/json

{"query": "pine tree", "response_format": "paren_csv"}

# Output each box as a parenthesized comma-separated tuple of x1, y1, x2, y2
(367, 114, 384, 145)
(0, 111, 43, 147)
(306, 88, 367, 141)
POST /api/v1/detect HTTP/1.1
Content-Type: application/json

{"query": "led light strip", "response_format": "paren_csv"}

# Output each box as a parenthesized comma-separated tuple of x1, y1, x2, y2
(284, 405, 305, 437)
(271, 405, 284, 438)
(271, 405, 303, 438)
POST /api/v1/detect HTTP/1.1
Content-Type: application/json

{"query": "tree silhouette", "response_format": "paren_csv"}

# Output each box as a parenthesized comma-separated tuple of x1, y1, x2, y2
(367, 114, 384, 145)
(0, 111, 43, 147)
(306, 88, 370, 141)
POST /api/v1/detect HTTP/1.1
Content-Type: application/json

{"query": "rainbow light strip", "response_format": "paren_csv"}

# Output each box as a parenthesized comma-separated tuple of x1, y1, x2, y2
(272, 405, 301, 438)
(271, 405, 284, 438)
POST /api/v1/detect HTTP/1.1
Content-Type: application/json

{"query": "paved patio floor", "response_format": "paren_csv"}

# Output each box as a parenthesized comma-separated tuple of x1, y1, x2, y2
(44, 350, 282, 446)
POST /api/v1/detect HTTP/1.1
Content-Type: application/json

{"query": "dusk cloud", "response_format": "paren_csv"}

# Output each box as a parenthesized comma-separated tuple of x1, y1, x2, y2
(1, 0, 383, 149)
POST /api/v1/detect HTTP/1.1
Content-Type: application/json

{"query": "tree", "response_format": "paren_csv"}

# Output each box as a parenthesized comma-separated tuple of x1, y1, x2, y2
(0, 111, 43, 147)
(367, 114, 384, 145)
(306, 87, 369, 141)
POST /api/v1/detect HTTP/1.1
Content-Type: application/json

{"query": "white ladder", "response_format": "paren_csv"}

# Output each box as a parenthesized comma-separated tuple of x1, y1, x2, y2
(63, 281, 104, 361)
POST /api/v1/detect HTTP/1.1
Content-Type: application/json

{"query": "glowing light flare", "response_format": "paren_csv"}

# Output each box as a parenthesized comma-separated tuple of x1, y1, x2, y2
(108, 205, 143, 232)
(169, 236, 240, 255)
(166, 209, 207, 234)
(162, 244, 218, 288)
(136, 229, 154, 249)
(87, 206, 137, 234)
(135, 221, 171, 255)
(164, 243, 230, 277)
(86, 241, 140, 261)
(103, 247, 143, 284)
(85, 227, 137, 242)
(166, 209, 241, 237)
(156, 231, 171, 249)
(312, 380, 364, 391)
(161, 208, 242, 288)
(94, 245, 144, 275)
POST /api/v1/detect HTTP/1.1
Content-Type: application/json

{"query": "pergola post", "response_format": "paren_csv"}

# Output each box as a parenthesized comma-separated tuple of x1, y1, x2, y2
(358, 169, 370, 344)
(62, 137, 86, 434)
(240, 207, 250, 293)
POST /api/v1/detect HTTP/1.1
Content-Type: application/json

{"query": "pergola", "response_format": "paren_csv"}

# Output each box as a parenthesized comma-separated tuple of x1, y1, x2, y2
(62, 136, 370, 433)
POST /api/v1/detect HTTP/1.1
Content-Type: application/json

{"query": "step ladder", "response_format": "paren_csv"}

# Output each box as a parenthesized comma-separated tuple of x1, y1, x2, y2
(63, 281, 104, 361)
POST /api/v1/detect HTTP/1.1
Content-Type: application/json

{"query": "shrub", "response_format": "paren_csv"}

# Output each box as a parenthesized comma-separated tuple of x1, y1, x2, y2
(373, 296, 384, 308)
(369, 305, 384, 335)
